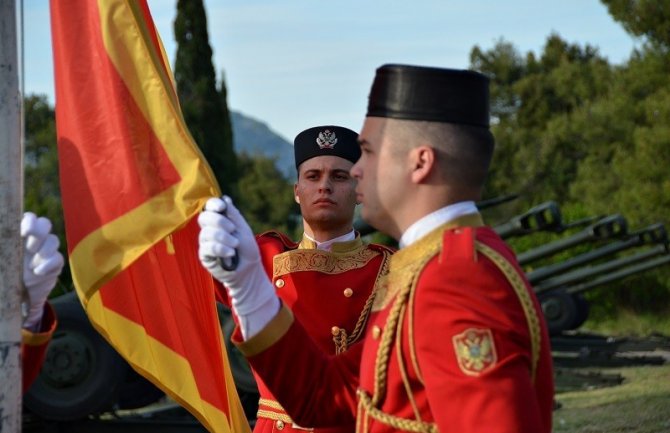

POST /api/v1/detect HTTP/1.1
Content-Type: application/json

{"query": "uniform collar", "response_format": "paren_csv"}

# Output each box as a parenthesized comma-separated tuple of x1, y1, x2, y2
(299, 230, 360, 252)
(391, 212, 484, 271)
(399, 201, 479, 249)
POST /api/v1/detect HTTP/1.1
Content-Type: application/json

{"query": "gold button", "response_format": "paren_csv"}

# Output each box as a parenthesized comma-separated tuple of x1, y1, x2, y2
(372, 326, 381, 339)
(331, 326, 341, 336)
(343, 288, 353, 297)
(275, 278, 285, 288)
(276, 420, 285, 430)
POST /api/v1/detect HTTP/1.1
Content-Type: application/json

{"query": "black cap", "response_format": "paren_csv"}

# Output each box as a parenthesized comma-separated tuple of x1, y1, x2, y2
(366, 64, 490, 127)
(294, 125, 360, 169)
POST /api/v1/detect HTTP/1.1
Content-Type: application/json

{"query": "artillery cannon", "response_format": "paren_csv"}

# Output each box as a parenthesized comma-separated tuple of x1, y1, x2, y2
(535, 243, 669, 294)
(493, 201, 562, 239)
(530, 223, 669, 335)
(23, 293, 255, 429)
(517, 214, 628, 266)
(23, 292, 166, 421)
(528, 223, 668, 285)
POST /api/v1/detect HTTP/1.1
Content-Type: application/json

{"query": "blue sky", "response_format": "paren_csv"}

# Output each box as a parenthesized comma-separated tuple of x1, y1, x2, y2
(22, 0, 639, 142)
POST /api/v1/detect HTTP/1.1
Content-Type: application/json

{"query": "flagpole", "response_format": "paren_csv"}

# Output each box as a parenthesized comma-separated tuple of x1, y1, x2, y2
(0, 0, 25, 431)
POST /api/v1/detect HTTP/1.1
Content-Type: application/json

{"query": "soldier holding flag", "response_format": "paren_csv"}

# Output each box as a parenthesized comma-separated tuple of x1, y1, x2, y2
(199, 125, 393, 433)
(198, 65, 554, 433)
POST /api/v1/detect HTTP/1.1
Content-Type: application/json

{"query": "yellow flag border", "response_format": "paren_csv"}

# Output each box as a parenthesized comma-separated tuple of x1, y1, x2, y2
(87, 292, 249, 433)
(70, 0, 221, 301)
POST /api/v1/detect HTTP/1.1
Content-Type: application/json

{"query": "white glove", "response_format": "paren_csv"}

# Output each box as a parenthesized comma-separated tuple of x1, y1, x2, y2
(22, 212, 65, 330)
(198, 196, 279, 339)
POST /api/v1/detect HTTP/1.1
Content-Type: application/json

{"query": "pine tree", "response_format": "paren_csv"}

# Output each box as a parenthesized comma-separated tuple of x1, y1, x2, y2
(174, 0, 237, 195)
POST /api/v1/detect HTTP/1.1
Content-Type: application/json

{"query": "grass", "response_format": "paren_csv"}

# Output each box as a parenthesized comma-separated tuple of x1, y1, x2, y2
(552, 364, 670, 432)
(582, 310, 670, 337)
(581, 303, 670, 337)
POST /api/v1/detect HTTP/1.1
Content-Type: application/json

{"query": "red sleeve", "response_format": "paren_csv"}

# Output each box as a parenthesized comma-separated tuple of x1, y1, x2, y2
(413, 254, 545, 433)
(22, 303, 57, 392)
(235, 306, 360, 427)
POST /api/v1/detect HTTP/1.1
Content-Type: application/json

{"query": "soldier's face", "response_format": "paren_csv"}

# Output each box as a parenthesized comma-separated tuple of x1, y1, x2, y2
(351, 117, 409, 240)
(295, 155, 357, 230)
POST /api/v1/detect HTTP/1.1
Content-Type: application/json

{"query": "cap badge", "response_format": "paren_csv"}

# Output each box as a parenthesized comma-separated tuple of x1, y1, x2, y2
(452, 328, 497, 376)
(316, 129, 338, 149)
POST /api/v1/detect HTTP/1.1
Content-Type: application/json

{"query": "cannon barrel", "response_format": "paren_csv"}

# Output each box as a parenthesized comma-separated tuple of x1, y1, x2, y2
(534, 243, 669, 294)
(517, 214, 628, 266)
(527, 223, 667, 284)
(559, 214, 606, 231)
(563, 252, 670, 296)
(494, 201, 562, 239)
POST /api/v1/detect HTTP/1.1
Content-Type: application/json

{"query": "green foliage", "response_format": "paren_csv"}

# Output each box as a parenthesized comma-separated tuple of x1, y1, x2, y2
(601, 0, 670, 49)
(471, 27, 670, 325)
(236, 153, 300, 238)
(174, 0, 238, 196)
(570, 47, 670, 228)
(474, 35, 613, 208)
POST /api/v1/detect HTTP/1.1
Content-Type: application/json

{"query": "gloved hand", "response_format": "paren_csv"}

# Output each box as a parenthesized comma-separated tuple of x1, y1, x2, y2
(198, 196, 279, 338)
(22, 212, 65, 330)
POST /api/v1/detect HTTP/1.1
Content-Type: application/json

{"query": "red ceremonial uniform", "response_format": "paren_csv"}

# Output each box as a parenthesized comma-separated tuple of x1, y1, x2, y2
(235, 214, 554, 433)
(223, 231, 393, 433)
(21, 303, 57, 392)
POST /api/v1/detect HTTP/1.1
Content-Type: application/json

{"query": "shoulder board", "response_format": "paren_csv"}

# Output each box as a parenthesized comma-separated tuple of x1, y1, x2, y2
(439, 226, 477, 263)
(256, 230, 299, 252)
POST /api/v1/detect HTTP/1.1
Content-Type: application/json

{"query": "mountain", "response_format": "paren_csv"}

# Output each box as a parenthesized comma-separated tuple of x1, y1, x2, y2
(230, 111, 295, 179)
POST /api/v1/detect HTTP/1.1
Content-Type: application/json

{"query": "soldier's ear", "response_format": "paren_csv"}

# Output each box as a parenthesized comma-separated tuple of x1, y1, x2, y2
(410, 145, 435, 184)
(295, 195, 301, 204)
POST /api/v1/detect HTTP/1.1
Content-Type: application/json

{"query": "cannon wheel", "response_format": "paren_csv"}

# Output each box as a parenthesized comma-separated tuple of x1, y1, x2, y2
(570, 293, 590, 331)
(540, 290, 578, 336)
(116, 366, 166, 410)
(23, 292, 128, 420)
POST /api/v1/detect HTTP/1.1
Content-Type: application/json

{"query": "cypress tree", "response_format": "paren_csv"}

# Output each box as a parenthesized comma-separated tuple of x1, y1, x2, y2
(174, 0, 237, 195)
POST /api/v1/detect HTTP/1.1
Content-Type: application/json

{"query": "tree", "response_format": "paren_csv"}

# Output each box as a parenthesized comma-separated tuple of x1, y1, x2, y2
(236, 153, 299, 237)
(218, 70, 235, 164)
(174, 0, 237, 195)
(471, 35, 613, 209)
(570, 47, 670, 227)
(601, 0, 670, 49)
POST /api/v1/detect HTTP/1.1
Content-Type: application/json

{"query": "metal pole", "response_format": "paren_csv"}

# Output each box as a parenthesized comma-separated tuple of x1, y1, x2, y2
(0, 0, 24, 431)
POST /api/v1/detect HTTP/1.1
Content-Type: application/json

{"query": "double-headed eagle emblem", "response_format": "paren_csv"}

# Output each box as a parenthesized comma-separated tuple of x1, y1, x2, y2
(316, 129, 338, 149)
(452, 328, 497, 376)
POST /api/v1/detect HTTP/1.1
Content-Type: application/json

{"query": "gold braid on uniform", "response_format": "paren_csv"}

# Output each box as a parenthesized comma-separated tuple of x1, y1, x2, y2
(395, 301, 423, 422)
(357, 259, 431, 432)
(357, 218, 484, 433)
(475, 241, 542, 381)
(357, 390, 438, 433)
(332, 249, 392, 354)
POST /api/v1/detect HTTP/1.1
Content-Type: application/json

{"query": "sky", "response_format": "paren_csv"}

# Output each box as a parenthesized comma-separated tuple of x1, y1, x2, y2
(21, 0, 639, 142)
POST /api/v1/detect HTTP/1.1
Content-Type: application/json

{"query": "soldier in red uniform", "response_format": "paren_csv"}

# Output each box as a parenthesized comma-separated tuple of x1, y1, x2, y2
(198, 126, 393, 433)
(21, 212, 64, 391)
(200, 66, 554, 433)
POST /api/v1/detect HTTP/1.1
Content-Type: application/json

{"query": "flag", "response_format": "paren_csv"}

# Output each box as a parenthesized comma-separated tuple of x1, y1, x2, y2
(49, 1, 250, 432)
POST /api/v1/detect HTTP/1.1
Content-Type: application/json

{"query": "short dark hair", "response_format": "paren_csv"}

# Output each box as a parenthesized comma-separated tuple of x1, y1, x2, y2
(387, 119, 494, 190)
